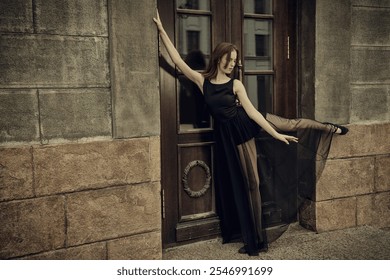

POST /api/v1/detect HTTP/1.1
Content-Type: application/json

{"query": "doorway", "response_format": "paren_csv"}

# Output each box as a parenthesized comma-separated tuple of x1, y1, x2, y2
(158, 0, 297, 248)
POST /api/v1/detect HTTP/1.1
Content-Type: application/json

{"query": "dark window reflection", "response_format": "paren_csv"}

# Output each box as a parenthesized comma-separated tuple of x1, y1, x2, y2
(177, 14, 211, 131)
(244, 0, 272, 14)
(245, 75, 273, 114)
(244, 19, 272, 70)
(177, 0, 210, 11)
(178, 50, 210, 130)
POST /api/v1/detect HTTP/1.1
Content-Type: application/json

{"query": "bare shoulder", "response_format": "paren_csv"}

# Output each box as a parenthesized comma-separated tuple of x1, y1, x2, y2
(233, 79, 245, 94)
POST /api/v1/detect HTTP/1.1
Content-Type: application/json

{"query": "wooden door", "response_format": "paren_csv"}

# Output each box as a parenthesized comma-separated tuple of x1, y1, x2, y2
(159, 0, 297, 248)
(237, 0, 298, 226)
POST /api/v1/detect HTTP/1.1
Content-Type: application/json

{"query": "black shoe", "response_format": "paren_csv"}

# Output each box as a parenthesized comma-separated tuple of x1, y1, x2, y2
(238, 245, 268, 256)
(324, 122, 349, 135)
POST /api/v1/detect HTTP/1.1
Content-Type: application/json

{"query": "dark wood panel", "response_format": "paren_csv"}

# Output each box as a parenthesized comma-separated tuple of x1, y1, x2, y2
(176, 218, 220, 242)
(273, 0, 297, 118)
(177, 143, 216, 222)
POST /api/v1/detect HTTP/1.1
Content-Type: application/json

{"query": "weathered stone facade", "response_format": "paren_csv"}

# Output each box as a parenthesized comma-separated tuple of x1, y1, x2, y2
(0, 0, 161, 259)
(299, 0, 390, 232)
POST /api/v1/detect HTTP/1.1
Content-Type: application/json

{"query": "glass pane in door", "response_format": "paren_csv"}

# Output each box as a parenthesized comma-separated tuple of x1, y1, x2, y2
(244, 0, 273, 14)
(177, 15, 211, 131)
(244, 19, 273, 71)
(244, 75, 273, 114)
(176, 0, 211, 10)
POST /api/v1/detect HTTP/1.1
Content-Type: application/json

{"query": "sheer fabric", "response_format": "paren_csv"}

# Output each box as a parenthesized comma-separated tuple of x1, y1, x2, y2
(203, 78, 334, 254)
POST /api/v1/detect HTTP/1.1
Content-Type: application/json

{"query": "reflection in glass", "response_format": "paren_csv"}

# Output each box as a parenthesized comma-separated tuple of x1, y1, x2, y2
(244, 0, 272, 14)
(176, 0, 210, 11)
(244, 75, 273, 114)
(244, 19, 272, 70)
(177, 15, 211, 131)
(177, 15, 210, 64)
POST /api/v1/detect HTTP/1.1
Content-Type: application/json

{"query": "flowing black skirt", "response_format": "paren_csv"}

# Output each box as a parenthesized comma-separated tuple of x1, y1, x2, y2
(213, 111, 334, 255)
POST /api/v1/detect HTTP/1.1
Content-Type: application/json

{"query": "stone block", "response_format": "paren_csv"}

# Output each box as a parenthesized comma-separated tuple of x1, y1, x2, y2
(35, 0, 108, 36)
(329, 123, 390, 158)
(150, 136, 161, 182)
(0, 146, 34, 202)
(34, 139, 151, 195)
(316, 197, 357, 232)
(22, 243, 107, 260)
(66, 183, 161, 246)
(110, 0, 160, 138)
(107, 231, 162, 260)
(317, 158, 375, 201)
(0, 196, 65, 259)
(315, 0, 351, 124)
(351, 47, 390, 84)
(113, 72, 160, 138)
(39, 89, 112, 141)
(0, 90, 40, 143)
(353, 0, 390, 8)
(352, 6, 390, 46)
(109, 0, 158, 73)
(376, 155, 390, 192)
(357, 192, 390, 228)
(0, 34, 109, 88)
(0, 0, 33, 33)
(350, 86, 389, 123)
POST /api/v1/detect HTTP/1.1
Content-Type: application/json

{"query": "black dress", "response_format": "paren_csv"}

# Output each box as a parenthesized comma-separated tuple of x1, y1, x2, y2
(203, 78, 266, 254)
(203, 78, 334, 255)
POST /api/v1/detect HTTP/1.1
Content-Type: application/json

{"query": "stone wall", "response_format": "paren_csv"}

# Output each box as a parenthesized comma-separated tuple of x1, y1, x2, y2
(300, 0, 390, 232)
(0, 0, 161, 259)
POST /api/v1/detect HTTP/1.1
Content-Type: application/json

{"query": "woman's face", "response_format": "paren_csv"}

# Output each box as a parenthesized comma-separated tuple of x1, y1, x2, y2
(218, 50, 237, 75)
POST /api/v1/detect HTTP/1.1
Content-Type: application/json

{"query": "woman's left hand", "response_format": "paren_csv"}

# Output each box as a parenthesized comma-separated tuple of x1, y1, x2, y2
(275, 133, 298, 145)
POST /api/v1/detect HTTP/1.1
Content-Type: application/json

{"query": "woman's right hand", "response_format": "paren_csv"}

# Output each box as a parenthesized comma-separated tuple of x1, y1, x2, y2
(153, 9, 163, 32)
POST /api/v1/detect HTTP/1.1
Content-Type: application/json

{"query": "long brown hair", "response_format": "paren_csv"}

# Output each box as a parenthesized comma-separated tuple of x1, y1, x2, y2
(203, 42, 239, 80)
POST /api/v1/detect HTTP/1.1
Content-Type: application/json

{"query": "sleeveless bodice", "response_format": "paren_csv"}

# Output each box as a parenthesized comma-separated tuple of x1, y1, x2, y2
(203, 79, 259, 145)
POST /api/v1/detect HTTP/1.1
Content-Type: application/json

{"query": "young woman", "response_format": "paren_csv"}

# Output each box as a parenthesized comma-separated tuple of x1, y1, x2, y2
(153, 11, 348, 256)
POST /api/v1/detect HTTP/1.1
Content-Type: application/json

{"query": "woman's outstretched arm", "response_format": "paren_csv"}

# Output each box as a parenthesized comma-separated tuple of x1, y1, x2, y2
(233, 80, 298, 145)
(153, 10, 204, 90)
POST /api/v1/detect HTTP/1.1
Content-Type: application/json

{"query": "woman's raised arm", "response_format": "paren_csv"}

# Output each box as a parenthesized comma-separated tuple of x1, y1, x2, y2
(153, 10, 204, 90)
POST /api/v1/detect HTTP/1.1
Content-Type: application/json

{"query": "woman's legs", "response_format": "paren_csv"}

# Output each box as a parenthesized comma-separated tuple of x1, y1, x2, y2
(265, 113, 337, 133)
(236, 138, 267, 255)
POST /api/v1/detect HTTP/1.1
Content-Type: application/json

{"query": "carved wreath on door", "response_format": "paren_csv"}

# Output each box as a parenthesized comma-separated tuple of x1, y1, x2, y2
(182, 160, 211, 198)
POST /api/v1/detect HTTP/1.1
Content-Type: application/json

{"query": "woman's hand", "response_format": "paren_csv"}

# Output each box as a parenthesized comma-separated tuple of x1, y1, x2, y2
(153, 9, 163, 32)
(274, 133, 298, 145)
